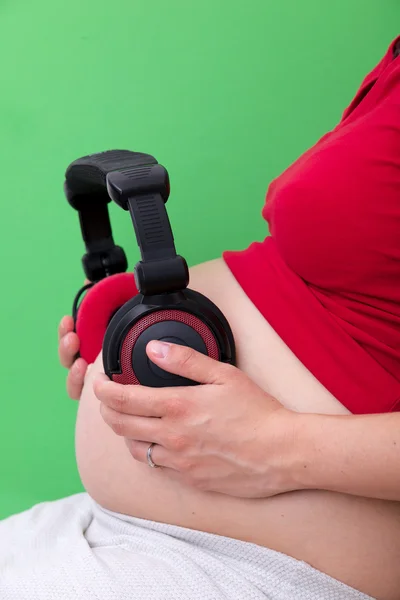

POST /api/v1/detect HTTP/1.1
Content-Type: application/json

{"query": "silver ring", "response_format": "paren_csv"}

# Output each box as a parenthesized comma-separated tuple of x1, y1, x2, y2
(147, 443, 159, 468)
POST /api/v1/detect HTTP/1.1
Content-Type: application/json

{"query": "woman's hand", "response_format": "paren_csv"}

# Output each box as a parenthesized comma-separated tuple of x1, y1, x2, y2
(93, 341, 300, 498)
(58, 315, 88, 400)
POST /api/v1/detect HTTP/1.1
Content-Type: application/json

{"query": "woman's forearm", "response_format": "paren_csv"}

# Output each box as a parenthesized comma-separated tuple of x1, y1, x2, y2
(290, 411, 400, 501)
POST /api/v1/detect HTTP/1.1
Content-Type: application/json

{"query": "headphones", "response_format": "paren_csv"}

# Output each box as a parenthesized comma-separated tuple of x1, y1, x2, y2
(64, 150, 236, 387)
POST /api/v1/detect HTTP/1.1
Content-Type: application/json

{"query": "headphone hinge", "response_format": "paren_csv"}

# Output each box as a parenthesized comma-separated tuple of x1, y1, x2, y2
(134, 256, 189, 296)
(82, 245, 128, 281)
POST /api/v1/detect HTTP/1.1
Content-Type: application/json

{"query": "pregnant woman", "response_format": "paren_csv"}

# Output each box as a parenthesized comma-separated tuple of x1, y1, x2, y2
(2, 36, 400, 600)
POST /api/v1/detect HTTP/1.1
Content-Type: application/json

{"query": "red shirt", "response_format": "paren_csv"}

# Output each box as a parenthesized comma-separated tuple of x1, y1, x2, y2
(223, 36, 400, 414)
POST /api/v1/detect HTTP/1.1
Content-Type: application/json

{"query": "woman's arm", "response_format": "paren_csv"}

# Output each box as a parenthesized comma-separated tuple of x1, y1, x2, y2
(59, 313, 400, 502)
(292, 410, 400, 501)
(93, 339, 400, 502)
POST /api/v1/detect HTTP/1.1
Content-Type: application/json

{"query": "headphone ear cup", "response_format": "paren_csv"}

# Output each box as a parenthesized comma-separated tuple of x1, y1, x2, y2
(75, 272, 138, 364)
(106, 308, 220, 386)
(103, 289, 236, 387)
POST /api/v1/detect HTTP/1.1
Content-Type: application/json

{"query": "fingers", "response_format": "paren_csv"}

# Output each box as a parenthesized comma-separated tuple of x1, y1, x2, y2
(146, 341, 232, 385)
(59, 332, 80, 369)
(59, 310, 87, 400)
(125, 439, 177, 471)
(100, 405, 164, 443)
(93, 376, 190, 418)
(67, 358, 88, 400)
(58, 315, 79, 369)
(58, 316, 74, 342)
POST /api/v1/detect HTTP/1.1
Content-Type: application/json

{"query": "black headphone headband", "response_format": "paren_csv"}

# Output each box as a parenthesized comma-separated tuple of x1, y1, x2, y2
(64, 150, 189, 295)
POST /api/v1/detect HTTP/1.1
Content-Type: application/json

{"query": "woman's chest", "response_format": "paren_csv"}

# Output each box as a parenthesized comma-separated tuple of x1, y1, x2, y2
(264, 106, 400, 298)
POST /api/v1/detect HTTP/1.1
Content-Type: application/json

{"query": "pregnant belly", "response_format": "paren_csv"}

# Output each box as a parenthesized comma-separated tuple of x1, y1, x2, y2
(75, 259, 400, 600)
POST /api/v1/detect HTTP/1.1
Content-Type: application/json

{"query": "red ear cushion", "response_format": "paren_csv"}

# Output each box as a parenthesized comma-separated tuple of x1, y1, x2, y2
(76, 272, 138, 364)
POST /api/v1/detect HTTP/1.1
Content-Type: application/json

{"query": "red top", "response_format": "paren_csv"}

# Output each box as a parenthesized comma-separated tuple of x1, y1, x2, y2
(223, 37, 400, 414)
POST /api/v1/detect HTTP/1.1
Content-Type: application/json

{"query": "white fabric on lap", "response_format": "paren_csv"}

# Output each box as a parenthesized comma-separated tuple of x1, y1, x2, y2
(0, 493, 373, 600)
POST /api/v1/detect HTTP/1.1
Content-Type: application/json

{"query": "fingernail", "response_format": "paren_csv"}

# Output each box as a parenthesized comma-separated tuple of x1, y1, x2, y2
(71, 362, 81, 379)
(149, 341, 170, 358)
(63, 335, 71, 349)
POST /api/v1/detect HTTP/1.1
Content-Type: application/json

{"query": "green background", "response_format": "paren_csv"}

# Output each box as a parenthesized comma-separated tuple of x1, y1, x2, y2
(0, 0, 398, 519)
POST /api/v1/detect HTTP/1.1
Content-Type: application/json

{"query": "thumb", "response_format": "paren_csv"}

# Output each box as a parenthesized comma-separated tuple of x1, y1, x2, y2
(146, 341, 228, 384)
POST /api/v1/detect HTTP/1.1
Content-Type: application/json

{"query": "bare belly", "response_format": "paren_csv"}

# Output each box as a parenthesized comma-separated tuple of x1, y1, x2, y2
(75, 259, 400, 600)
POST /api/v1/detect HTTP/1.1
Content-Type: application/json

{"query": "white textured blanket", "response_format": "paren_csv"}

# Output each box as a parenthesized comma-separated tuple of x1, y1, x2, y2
(0, 493, 373, 599)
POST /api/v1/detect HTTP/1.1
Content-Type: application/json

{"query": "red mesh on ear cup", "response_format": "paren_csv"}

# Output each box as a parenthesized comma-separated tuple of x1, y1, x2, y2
(112, 310, 220, 385)
(76, 272, 138, 364)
